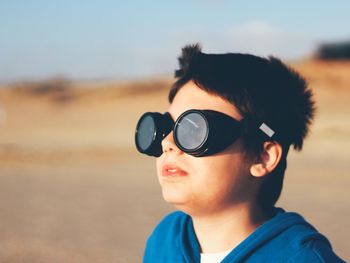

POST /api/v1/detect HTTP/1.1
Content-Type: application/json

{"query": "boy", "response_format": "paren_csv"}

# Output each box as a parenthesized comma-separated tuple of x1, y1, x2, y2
(135, 44, 344, 262)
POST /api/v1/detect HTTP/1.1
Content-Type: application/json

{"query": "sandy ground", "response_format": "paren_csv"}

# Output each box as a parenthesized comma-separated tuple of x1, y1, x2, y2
(0, 60, 349, 262)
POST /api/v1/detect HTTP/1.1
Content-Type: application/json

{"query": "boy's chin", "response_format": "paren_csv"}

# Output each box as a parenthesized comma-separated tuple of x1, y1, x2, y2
(161, 190, 191, 208)
(162, 191, 186, 205)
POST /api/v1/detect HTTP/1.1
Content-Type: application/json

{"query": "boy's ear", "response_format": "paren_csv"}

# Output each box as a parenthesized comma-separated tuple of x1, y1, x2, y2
(250, 141, 283, 178)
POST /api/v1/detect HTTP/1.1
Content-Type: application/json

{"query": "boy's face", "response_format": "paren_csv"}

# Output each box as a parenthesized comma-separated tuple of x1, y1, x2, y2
(156, 81, 256, 216)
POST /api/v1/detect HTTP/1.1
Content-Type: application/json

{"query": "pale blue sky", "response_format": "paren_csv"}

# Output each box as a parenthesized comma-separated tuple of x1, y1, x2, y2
(0, 0, 349, 83)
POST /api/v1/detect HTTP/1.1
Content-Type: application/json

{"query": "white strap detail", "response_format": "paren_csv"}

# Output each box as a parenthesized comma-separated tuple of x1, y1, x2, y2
(259, 123, 275, 138)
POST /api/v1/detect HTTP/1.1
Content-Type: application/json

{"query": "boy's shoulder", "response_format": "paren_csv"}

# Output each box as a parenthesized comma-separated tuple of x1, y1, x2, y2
(282, 239, 345, 263)
(157, 210, 187, 225)
(143, 211, 191, 263)
(151, 210, 188, 235)
(222, 209, 345, 263)
(276, 223, 345, 262)
(146, 210, 190, 246)
(144, 209, 346, 263)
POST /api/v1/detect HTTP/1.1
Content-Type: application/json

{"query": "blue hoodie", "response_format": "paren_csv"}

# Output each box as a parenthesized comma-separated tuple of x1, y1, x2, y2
(143, 208, 345, 263)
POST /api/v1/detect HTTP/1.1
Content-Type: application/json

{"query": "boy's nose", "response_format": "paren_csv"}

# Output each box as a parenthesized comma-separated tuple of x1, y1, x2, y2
(161, 131, 183, 155)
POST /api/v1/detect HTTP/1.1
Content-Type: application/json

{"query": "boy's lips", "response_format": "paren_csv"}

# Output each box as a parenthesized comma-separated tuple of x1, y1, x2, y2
(161, 163, 188, 177)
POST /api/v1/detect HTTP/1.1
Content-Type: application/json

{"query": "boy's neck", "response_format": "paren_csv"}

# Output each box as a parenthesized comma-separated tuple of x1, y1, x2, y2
(192, 202, 271, 254)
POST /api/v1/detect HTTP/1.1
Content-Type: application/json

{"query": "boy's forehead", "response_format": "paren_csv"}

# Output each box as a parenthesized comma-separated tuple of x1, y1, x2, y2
(168, 81, 242, 121)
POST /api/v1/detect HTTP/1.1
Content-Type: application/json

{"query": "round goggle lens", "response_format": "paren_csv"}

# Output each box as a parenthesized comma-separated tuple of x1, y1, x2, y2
(136, 115, 156, 151)
(175, 112, 208, 150)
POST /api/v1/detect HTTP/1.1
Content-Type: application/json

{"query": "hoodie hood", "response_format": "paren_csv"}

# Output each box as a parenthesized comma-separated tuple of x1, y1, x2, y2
(144, 208, 344, 263)
(181, 208, 332, 263)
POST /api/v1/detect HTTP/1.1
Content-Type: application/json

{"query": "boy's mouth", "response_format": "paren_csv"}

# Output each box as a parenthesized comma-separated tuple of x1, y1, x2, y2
(162, 164, 188, 177)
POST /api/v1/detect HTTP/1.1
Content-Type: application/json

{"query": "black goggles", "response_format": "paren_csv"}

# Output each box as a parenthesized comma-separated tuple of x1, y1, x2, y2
(135, 109, 247, 157)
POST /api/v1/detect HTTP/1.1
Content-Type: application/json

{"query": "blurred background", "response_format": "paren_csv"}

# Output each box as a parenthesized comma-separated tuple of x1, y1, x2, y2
(0, 1, 349, 262)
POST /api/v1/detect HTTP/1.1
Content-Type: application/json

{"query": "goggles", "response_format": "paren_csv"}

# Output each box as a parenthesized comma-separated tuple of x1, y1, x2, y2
(135, 109, 251, 157)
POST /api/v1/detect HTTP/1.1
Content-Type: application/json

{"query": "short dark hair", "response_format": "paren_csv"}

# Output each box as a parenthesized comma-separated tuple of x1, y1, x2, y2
(168, 43, 315, 212)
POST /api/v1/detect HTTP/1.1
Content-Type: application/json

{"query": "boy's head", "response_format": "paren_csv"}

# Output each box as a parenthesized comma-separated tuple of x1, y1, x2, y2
(161, 43, 315, 213)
